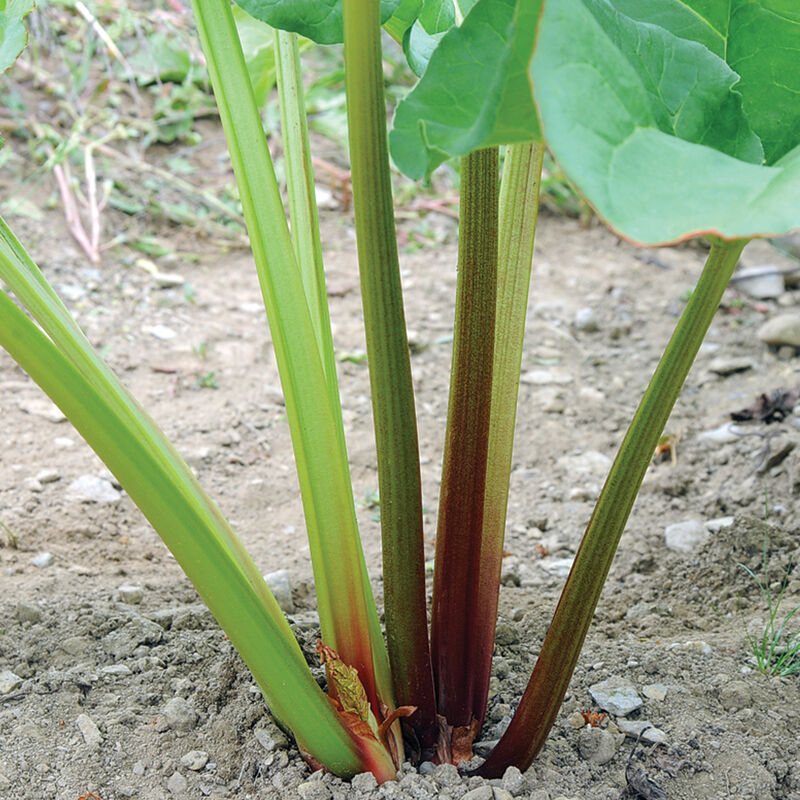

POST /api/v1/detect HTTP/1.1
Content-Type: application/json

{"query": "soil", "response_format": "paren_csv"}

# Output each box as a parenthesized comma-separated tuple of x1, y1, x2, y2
(2, 66, 800, 800)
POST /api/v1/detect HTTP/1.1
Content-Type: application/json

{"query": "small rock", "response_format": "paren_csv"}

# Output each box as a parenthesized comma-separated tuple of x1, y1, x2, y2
(152, 272, 185, 288)
(180, 750, 208, 771)
(664, 519, 708, 553)
(31, 551, 54, 568)
(263, 569, 295, 614)
(521, 370, 573, 386)
(103, 617, 163, 658)
(167, 770, 188, 795)
(16, 602, 41, 623)
(297, 778, 332, 800)
(589, 676, 643, 717)
(670, 639, 712, 656)
(758, 313, 800, 348)
(574, 306, 599, 332)
(719, 680, 752, 711)
(35, 468, 60, 484)
(118, 584, 144, 604)
(567, 710, 588, 728)
(494, 622, 519, 645)
(101, 664, 132, 677)
(76, 713, 102, 747)
(557, 450, 612, 476)
(708, 356, 754, 376)
(705, 516, 735, 532)
(732, 265, 785, 299)
(616, 719, 668, 744)
(577, 727, 618, 764)
(67, 475, 121, 504)
(54, 436, 75, 448)
(461, 788, 497, 800)
(18, 398, 66, 422)
(502, 765, 527, 796)
(132, 761, 146, 776)
(473, 739, 499, 756)
(540, 557, 575, 578)
(149, 324, 177, 341)
(24, 477, 43, 493)
(160, 697, 198, 732)
(0, 670, 23, 694)
(432, 762, 461, 787)
(698, 423, 742, 446)
(643, 683, 668, 702)
(351, 772, 379, 792)
(254, 722, 289, 752)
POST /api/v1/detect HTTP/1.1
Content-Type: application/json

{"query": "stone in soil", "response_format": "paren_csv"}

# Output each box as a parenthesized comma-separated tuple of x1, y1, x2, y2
(0, 670, 23, 694)
(588, 676, 643, 716)
(758, 312, 800, 348)
(664, 519, 709, 553)
(577, 726, 619, 764)
(159, 697, 198, 732)
(67, 475, 121, 503)
(76, 713, 102, 746)
(263, 568, 295, 614)
(732, 265, 786, 299)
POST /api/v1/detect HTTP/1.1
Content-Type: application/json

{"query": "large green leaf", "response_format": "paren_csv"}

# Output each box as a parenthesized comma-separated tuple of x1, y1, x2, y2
(533, 0, 800, 244)
(612, 1, 800, 164)
(232, 0, 401, 44)
(390, 0, 542, 181)
(402, 0, 479, 76)
(0, 0, 32, 75)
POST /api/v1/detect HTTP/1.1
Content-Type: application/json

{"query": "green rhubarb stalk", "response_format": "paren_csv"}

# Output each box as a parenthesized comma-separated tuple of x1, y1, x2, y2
(479, 237, 749, 776)
(467, 142, 545, 725)
(0, 282, 395, 777)
(431, 147, 499, 731)
(191, 0, 391, 720)
(342, 0, 436, 746)
(274, 29, 338, 403)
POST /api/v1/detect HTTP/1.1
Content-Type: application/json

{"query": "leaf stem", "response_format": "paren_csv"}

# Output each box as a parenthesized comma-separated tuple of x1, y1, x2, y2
(431, 147, 499, 729)
(479, 236, 748, 776)
(342, 0, 436, 746)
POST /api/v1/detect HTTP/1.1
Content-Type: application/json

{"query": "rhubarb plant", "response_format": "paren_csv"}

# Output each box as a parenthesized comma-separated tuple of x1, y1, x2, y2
(1, 0, 800, 785)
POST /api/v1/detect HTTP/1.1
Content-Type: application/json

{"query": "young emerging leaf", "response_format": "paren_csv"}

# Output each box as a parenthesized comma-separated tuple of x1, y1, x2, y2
(390, 0, 542, 180)
(532, 0, 800, 243)
(402, 0, 477, 76)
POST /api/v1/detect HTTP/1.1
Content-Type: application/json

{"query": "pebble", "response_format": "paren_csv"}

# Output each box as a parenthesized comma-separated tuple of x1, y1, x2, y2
(18, 397, 66, 422)
(166, 770, 188, 795)
(263, 569, 295, 614)
(556, 450, 612, 476)
(463, 787, 514, 800)
(254, 723, 289, 752)
(705, 516, 734, 532)
(664, 519, 708, 553)
(577, 727, 618, 764)
(708, 356, 755, 375)
(589, 676, 643, 717)
(351, 772, 378, 792)
(152, 272, 185, 288)
(31, 551, 54, 568)
(67, 475, 121, 504)
(149, 324, 178, 341)
(616, 719, 668, 744)
(719, 680, 752, 711)
(643, 683, 668, 701)
(501, 765, 527, 796)
(521, 369, 573, 386)
(494, 622, 519, 645)
(297, 778, 332, 800)
(35, 468, 60, 484)
(758, 313, 800, 348)
(574, 307, 599, 332)
(101, 664, 133, 677)
(54, 436, 75, 448)
(16, 602, 41, 623)
(117, 584, 144, 604)
(732, 265, 785, 299)
(102, 617, 163, 658)
(23, 477, 43, 493)
(698, 422, 742, 445)
(0, 670, 23, 694)
(160, 697, 198, 732)
(180, 750, 208, 771)
(433, 762, 461, 787)
(76, 713, 102, 747)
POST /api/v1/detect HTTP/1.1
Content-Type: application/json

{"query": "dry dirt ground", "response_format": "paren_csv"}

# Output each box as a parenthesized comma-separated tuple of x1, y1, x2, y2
(1, 94, 800, 800)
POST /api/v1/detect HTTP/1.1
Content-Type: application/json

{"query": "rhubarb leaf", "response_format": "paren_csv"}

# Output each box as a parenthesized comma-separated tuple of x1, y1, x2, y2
(390, 0, 542, 180)
(533, 0, 800, 244)
(232, 0, 402, 44)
